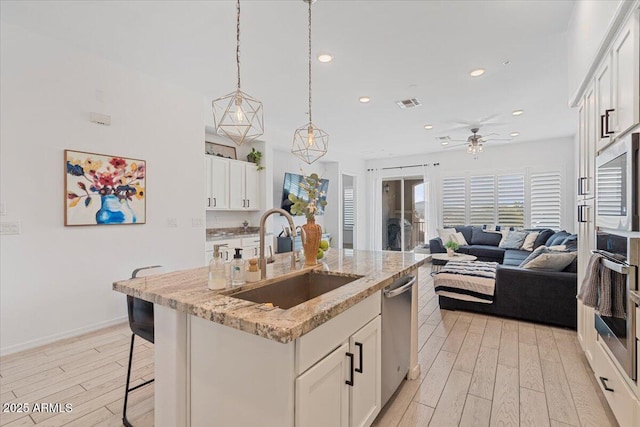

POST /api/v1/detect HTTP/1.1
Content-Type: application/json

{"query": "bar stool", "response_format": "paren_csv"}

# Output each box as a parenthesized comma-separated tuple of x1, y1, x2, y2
(123, 265, 163, 427)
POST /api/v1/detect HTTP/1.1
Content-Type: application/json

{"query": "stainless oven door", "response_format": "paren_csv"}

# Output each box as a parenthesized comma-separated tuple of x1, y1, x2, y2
(594, 257, 637, 380)
(595, 133, 639, 231)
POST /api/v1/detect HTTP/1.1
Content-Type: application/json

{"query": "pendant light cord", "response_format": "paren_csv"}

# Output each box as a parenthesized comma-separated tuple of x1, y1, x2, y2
(308, 0, 312, 124)
(236, 0, 241, 89)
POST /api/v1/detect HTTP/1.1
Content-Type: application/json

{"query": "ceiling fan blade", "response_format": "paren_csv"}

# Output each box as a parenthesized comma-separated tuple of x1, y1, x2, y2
(482, 132, 500, 138)
(478, 122, 509, 127)
(442, 142, 469, 149)
(484, 138, 512, 142)
(478, 113, 500, 123)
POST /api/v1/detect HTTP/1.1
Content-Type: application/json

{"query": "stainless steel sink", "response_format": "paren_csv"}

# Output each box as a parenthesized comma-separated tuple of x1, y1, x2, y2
(230, 271, 362, 309)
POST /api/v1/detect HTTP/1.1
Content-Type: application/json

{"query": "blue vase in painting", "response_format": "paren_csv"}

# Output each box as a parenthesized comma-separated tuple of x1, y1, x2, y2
(96, 194, 136, 224)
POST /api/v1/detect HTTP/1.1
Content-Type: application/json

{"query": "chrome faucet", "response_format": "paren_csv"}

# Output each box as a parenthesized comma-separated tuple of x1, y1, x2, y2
(259, 208, 297, 279)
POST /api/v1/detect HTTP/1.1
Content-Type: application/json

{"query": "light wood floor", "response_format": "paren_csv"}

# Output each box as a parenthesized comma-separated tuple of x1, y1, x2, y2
(0, 264, 618, 427)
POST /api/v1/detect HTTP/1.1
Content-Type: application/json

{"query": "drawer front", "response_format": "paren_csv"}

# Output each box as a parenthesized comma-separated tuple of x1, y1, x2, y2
(296, 292, 381, 376)
(593, 340, 638, 427)
(205, 238, 241, 252)
(241, 237, 261, 247)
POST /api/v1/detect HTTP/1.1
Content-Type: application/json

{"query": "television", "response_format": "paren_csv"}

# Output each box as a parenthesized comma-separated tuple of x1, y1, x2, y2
(280, 173, 329, 215)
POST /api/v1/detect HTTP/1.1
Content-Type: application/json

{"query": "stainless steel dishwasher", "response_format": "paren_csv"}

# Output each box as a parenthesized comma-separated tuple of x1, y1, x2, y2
(381, 274, 416, 406)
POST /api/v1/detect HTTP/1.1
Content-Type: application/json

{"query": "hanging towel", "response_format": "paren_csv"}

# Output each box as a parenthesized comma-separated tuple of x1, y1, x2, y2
(577, 252, 627, 319)
(577, 252, 601, 307)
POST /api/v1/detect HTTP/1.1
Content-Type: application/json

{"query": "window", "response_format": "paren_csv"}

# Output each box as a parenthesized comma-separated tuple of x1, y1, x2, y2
(343, 188, 355, 228)
(469, 175, 495, 225)
(497, 174, 525, 227)
(530, 172, 562, 229)
(442, 177, 466, 227)
(441, 170, 562, 229)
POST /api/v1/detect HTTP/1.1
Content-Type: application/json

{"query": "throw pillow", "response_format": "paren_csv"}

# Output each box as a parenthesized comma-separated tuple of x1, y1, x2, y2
(499, 230, 529, 249)
(452, 231, 468, 246)
(546, 231, 570, 246)
(519, 245, 549, 267)
(471, 228, 502, 246)
(548, 245, 567, 251)
(562, 234, 578, 251)
(521, 232, 540, 251)
(437, 228, 456, 243)
(522, 252, 577, 271)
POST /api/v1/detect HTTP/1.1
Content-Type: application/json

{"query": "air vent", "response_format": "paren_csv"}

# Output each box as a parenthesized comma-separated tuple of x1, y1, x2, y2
(395, 98, 422, 109)
(437, 136, 451, 141)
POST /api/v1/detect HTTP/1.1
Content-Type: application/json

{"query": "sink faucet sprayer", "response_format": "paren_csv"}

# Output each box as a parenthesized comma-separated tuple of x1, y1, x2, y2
(259, 208, 299, 280)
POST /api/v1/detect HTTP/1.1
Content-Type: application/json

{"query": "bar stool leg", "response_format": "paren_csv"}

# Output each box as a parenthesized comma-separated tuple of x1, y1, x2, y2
(123, 334, 135, 427)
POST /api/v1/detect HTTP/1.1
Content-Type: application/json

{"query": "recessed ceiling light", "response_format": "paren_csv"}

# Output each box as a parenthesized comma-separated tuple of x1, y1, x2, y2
(424, 125, 433, 130)
(441, 141, 449, 146)
(510, 132, 520, 137)
(512, 109, 524, 116)
(469, 68, 485, 77)
(359, 96, 371, 103)
(317, 53, 333, 63)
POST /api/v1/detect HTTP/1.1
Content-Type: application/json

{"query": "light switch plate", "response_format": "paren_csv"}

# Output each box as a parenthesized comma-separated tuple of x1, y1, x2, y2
(192, 218, 203, 227)
(1, 221, 21, 235)
(167, 218, 178, 228)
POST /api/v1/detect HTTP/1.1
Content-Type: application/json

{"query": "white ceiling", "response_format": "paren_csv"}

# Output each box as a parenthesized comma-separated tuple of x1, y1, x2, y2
(0, 0, 577, 160)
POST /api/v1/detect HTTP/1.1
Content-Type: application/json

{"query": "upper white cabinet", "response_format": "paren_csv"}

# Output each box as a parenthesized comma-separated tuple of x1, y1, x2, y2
(205, 155, 229, 209)
(205, 156, 260, 211)
(578, 84, 597, 200)
(612, 11, 639, 138)
(595, 56, 613, 151)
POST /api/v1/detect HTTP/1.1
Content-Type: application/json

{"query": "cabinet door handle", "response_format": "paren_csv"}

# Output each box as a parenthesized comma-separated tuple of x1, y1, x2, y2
(242, 199, 246, 208)
(599, 376, 614, 392)
(346, 352, 355, 386)
(605, 109, 615, 135)
(577, 177, 583, 196)
(578, 205, 587, 223)
(247, 199, 250, 208)
(213, 197, 216, 207)
(355, 342, 363, 374)
(208, 198, 211, 207)
(600, 114, 609, 139)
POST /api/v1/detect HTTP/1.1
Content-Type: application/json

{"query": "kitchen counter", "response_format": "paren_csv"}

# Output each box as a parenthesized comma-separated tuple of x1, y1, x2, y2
(113, 249, 427, 343)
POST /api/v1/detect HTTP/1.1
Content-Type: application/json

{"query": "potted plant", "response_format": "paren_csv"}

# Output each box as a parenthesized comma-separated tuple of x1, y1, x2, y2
(246, 148, 264, 171)
(444, 239, 459, 257)
(288, 173, 327, 266)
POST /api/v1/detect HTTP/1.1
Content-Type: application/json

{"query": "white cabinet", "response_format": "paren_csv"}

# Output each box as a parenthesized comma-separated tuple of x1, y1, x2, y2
(229, 160, 260, 211)
(205, 155, 229, 210)
(612, 11, 639, 138)
(577, 85, 597, 199)
(576, 199, 596, 362)
(294, 315, 381, 427)
(595, 56, 613, 151)
(295, 342, 350, 427)
(205, 156, 260, 211)
(295, 313, 382, 427)
(349, 316, 382, 427)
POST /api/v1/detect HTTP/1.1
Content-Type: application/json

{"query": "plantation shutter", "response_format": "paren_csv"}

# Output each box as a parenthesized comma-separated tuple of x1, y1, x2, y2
(469, 175, 496, 225)
(343, 188, 355, 228)
(530, 172, 562, 229)
(442, 176, 466, 227)
(497, 174, 525, 227)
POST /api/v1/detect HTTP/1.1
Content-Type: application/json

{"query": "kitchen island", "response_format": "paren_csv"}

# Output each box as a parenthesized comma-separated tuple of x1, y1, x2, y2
(114, 249, 427, 427)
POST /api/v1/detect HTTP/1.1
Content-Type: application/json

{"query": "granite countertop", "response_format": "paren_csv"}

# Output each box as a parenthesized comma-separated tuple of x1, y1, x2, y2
(113, 249, 427, 343)
(206, 227, 273, 242)
(630, 289, 640, 306)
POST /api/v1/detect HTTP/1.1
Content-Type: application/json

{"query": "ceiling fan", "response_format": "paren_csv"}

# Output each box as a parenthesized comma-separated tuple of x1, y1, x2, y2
(441, 127, 512, 157)
(444, 113, 508, 133)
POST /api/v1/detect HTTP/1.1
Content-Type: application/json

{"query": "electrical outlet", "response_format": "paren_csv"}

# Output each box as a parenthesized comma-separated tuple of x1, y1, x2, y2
(0, 221, 21, 235)
(167, 218, 178, 228)
(192, 218, 203, 227)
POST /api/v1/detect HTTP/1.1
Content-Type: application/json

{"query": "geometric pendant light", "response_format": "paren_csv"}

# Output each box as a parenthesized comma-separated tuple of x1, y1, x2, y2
(291, 0, 328, 164)
(213, 0, 264, 146)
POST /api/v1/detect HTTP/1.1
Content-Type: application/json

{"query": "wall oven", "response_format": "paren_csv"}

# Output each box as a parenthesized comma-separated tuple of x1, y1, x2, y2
(594, 230, 639, 380)
(595, 133, 639, 231)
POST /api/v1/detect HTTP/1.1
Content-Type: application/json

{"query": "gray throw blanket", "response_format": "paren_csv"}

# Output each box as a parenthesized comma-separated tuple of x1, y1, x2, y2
(434, 261, 498, 304)
(577, 253, 626, 318)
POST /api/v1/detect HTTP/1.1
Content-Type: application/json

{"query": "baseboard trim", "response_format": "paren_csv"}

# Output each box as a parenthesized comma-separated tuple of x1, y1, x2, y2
(0, 316, 128, 357)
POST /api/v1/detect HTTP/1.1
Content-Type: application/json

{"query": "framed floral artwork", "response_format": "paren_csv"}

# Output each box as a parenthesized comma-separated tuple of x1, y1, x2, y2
(64, 150, 146, 226)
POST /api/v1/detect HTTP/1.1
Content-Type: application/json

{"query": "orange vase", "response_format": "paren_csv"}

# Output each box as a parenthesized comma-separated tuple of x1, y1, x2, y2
(302, 218, 322, 266)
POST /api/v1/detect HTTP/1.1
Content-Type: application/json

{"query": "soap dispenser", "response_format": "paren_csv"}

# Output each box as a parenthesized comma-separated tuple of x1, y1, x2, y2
(208, 245, 226, 290)
(230, 248, 246, 287)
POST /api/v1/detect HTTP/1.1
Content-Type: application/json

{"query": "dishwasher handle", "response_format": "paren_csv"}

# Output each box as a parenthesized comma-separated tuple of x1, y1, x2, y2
(383, 275, 416, 298)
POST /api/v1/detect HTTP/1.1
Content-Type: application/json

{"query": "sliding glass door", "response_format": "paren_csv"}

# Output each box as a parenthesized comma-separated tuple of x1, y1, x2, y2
(381, 177, 425, 252)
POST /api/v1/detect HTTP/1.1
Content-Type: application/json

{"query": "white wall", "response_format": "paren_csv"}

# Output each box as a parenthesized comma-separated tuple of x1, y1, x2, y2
(0, 23, 205, 355)
(567, 0, 627, 101)
(366, 137, 576, 238)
